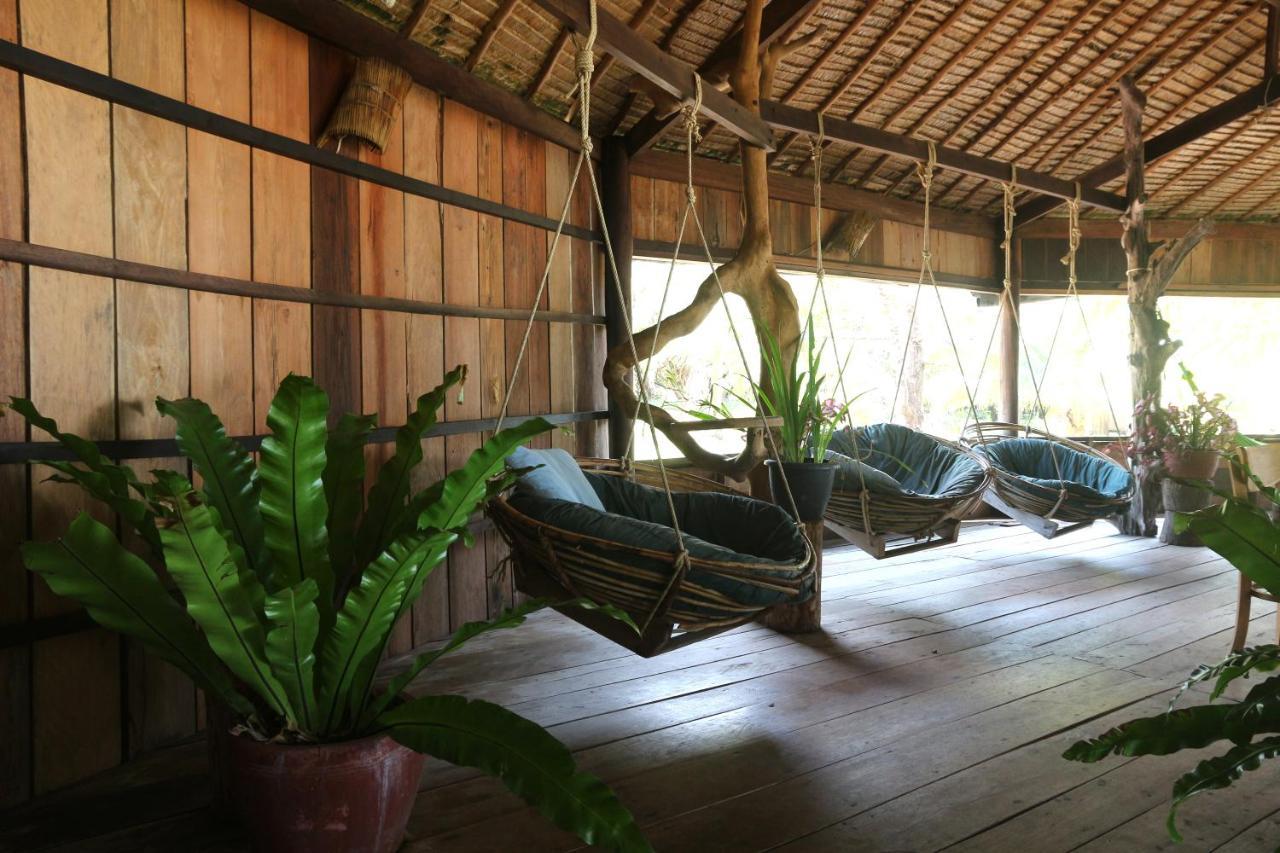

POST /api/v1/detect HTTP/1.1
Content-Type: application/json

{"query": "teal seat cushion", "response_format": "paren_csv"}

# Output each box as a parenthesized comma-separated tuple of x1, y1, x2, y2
(828, 424, 986, 499)
(977, 438, 1134, 501)
(507, 446, 605, 512)
(825, 449, 906, 496)
(509, 474, 812, 614)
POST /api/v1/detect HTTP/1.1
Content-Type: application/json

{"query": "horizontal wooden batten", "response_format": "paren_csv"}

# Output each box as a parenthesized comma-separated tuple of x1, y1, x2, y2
(760, 101, 1129, 213)
(241, 0, 591, 156)
(528, 0, 775, 151)
(632, 152, 997, 239)
(0, 238, 605, 325)
(0, 410, 608, 465)
(0, 39, 600, 244)
(636, 240, 1000, 292)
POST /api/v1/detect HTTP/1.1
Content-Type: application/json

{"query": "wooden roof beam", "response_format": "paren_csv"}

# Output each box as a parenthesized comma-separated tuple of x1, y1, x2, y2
(530, 0, 774, 149)
(1267, 0, 1279, 76)
(242, 0, 591, 154)
(760, 100, 1127, 211)
(623, 0, 822, 155)
(465, 0, 522, 72)
(1015, 69, 1280, 224)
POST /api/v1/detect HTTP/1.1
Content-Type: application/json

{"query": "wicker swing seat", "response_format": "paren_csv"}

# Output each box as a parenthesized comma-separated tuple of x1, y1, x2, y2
(489, 458, 816, 657)
(822, 424, 991, 558)
(964, 422, 1134, 538)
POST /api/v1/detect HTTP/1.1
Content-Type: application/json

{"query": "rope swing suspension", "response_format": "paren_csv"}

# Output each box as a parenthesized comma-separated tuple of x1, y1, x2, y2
(488, 0, 816, 656)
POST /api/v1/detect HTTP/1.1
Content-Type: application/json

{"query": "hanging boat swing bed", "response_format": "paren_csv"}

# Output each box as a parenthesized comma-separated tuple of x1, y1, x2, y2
(486, 15, 815, 658)
(961, 181, 1134, 538)
(803, 137, 990, 559)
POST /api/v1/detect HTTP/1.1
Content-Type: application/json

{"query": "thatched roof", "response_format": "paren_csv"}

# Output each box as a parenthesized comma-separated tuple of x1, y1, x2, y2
(348, 0, 1278, 220)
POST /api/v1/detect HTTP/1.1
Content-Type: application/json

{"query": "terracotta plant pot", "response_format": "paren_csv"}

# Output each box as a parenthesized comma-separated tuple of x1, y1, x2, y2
(1164, 449, 1221, 481)
(218, 726, 425, 853)
(766, 459, 836, 522)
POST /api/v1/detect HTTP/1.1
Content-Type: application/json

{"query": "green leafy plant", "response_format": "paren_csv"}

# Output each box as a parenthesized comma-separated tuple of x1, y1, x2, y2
(13, 368, 649, 852)
(752, 324, 852, 463)
(1063, 454, 1280, 842)
(1128, 365, 1238, 467)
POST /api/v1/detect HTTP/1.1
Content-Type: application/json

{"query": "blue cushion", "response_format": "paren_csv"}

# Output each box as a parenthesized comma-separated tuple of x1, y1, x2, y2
(507, 446, 605, 512)
(829, 424, 987, 499)
(976, 438, 1134, 501)
(825, 449, 907, 495)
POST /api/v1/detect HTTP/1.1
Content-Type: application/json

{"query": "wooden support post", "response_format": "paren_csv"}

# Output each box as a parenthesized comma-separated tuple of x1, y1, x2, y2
(602, 136, 634, 459)
(999, 242, 1020, 423)
(759, 519, 823, 633)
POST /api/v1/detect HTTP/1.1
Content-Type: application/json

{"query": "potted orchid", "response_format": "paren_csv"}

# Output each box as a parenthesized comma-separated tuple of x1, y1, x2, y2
(1130, 365, 1237, 481)
(753, 325, 852, 522)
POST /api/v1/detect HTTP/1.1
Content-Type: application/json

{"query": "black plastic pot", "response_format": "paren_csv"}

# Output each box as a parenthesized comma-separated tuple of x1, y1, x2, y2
(766, 459, 836, 523)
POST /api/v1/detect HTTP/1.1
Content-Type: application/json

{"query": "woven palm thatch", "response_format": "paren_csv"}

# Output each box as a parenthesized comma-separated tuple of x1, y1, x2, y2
(488, 457, 816, 656)
(359, 0, 1280, 220)
(963, 422, 1134, 523)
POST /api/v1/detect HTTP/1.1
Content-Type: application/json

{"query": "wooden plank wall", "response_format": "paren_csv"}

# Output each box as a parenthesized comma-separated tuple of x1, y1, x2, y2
(0, 0, 604, 802)
(1021, 232, 1280, 294)
(630, 175, 997, 284)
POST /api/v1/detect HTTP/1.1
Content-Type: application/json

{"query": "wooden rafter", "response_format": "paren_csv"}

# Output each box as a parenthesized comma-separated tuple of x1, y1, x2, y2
(565, 0, 662, 120)
(608, 0, 712, 137)
(530, 0, 774, 149)
(946, 0, 1180, 210)
(529, 27, 574, 100)
(761, 100, 1126, 210)
(1015, 61, 1280, 222)
(1163, 114, 1278, 215)
(853, 0, 1047, 191)
(902, 0, 1111, 203)
(1039, 5, 1259, 185)
(242, 0, 590, 152)
(465, 0, 522, 71)
(769, 0, 923, 168)
(1024, 0, 1231, 174)
(1201, 138, 1280, 216)
(623, 0, 823, 155)
(1242, 168, 1280, 217)
(400, 0, 431, 39)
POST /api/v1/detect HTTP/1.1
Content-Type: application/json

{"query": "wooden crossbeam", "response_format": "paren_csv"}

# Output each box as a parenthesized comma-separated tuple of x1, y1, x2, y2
(530, 0, 774, 150)
(1015, 72, 1280, 224)
(760, 101, 1127, 211)
(623, 0, 821, 155)
(241, 0, 589, 154)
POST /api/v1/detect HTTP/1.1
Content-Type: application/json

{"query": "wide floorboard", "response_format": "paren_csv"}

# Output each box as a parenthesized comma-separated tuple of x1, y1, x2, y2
(4, 523, 1279, 852)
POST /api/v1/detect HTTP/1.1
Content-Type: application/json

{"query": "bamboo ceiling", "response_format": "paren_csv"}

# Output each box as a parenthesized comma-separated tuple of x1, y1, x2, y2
(345, 0, 1278, 220)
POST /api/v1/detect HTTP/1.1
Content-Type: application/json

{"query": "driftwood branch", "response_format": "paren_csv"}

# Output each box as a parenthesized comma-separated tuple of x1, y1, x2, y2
(1116, 75, 1213, 537)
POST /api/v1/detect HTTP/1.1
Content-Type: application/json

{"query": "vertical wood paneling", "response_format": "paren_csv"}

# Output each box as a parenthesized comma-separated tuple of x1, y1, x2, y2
(186, 0, 252, 435)
(309, 39, 361, 421)
(360, 108, 410, 652)
(441, 100, 487, 628)
(111, 0, 196, 756)
(22, 0, 121, 794)
(478, 116, 511, 617)
(402, 85, 449, 642)
(250, 10, 310, 429)
(545, 142, 575, 452)
(0, 0, 28, 807)
(11, 2, 612, 794)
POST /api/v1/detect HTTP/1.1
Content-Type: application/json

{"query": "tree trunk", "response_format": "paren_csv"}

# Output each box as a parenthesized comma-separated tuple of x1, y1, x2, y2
(602, 0, 863, 478)
(1115, 76, 1213, 537)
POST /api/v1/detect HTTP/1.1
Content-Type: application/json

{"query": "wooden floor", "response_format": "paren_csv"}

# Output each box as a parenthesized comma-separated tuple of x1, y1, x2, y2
(6, 522, 1280, 852)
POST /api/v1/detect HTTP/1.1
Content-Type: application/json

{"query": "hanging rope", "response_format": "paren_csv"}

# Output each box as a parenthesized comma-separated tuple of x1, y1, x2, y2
(888, 142, 986, 435)
(496, 0, 702, 632)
